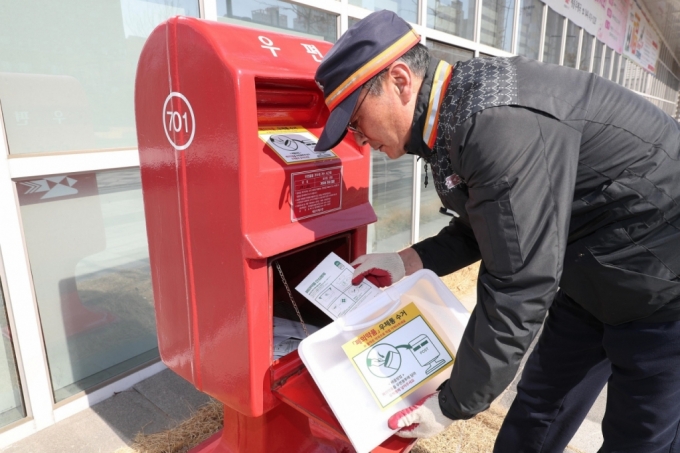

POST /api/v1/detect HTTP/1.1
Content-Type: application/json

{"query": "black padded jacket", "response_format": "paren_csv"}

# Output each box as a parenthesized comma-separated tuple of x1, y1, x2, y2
(407, 56, 680, 421)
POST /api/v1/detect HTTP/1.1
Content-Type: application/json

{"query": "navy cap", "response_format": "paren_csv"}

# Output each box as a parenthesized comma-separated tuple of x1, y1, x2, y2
(314, 10, 420, 151)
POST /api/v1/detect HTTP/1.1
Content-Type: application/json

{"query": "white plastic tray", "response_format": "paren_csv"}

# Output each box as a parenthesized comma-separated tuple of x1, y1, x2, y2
(298, 269, 470, 453)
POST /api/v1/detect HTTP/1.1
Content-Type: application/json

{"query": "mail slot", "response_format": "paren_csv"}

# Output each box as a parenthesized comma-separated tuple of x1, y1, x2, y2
(134, 16, 413, 453)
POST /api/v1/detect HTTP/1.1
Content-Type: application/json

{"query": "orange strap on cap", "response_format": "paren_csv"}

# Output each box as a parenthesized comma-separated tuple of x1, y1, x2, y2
(325, 29, 421, 110)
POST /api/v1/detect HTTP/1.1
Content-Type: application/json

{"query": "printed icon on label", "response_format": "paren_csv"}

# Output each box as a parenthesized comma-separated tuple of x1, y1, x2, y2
(408, 334, 446, 375)
(269, 134, 317, 152)
(316, 286, 341, 307)
(366, 335, 447, 378)
(367, 344, 402, 378)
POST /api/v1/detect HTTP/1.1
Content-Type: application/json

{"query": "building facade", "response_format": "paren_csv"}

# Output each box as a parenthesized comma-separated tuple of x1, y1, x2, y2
(0, 0, 679, 447)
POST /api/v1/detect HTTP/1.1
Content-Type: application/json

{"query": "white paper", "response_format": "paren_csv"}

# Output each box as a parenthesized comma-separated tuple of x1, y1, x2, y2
(273, 317, 319, 360)
(295, 253, 382, 320)
(273, 337, 301, 359)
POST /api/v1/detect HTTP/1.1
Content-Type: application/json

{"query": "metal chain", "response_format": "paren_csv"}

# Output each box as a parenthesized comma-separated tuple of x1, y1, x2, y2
(275, 261, 309, 337)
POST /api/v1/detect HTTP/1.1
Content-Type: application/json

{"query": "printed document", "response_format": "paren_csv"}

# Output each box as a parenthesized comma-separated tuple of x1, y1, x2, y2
(295, 252, 382, 320)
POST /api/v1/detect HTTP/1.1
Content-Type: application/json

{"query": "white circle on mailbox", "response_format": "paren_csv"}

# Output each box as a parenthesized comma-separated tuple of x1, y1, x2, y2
(162, 92, 195, 151)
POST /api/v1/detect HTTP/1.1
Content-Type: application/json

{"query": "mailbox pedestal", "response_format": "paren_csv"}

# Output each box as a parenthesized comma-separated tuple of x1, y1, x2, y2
(135, 17, 413, 453)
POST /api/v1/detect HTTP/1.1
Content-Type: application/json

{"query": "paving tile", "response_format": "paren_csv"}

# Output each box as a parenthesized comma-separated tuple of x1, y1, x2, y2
(86, 388, 175, 446)
(2, 408, 127, 453)
(568, 418, 603, 453)
(133, 369, 212, 422)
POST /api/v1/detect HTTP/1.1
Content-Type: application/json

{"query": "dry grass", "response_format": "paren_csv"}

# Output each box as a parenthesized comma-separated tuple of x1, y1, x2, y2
(115, 400, 223, 453)
(412, 404, 506, 453)
(440, 262, 480, 300)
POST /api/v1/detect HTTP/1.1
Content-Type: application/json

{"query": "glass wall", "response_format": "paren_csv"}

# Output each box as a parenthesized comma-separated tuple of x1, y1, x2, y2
(351, 0, 418, 23)
(0, 0, 200, 155)
(370, 151, 414, 252)
(543, 8, 563, 64)
(580, 32, 594, 71)
(418, 162, 452, 241)
(564, 21, 579, 68)
(618, 56, 627, 84)
(592, 41, 603, 75)
(217, 0, 337, 42)
(517, 0, 542, 59)
(603, 46, 613, 79)
(426, 40, 474, 64)
(611, 54, 621, 83)
(0, 286, 25, 428)
(18, 168, 156, 402)
(428, 0, 476, 41)
(480, 0, 515, 52)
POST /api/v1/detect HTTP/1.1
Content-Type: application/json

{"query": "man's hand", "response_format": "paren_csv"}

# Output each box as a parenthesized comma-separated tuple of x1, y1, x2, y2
(387, 393, 453, 439)
(351, 248, 424, 287)
(351, 253, 405, 287)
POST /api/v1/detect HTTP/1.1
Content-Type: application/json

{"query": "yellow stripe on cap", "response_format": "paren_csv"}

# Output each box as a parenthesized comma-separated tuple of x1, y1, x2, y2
(325, 29, 421, 110)
(423, 60, 453, 149)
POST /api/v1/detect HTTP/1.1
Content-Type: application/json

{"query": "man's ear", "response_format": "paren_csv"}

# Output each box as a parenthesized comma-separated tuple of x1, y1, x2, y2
(388, 61, 414, 104)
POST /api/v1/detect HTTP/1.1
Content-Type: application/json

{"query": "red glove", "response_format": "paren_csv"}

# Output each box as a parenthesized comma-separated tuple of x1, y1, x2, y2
(351, 253, 406, 287)
(387, 392, 453, 439)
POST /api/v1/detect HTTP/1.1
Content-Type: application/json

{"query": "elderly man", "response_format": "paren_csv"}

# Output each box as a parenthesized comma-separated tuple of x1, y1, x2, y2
(313, 10, 680, 453)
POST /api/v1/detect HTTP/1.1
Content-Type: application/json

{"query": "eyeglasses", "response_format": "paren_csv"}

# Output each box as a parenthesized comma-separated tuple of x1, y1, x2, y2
(347, 78, 377, 135)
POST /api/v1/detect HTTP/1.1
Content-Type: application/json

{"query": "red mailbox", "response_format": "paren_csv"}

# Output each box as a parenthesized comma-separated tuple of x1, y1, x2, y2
(135, 17, 412, 453)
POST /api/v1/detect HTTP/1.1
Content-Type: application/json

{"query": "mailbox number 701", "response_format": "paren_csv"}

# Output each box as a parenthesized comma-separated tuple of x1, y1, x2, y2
(166, 110, 189, 133)
(162, 92, 195, 151)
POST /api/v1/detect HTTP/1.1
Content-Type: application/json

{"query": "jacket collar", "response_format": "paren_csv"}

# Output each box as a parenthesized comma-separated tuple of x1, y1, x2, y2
(405, 59, 454, 158)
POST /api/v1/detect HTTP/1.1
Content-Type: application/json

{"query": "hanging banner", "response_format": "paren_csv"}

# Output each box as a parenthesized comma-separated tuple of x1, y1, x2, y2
(543, 0, 603, 37)
(623, 0, 660, 74)
(596, 0, 630, 53)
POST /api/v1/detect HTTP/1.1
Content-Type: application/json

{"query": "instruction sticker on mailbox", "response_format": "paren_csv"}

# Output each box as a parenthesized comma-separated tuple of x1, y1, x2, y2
(342, 302, 454, 409)
(259, 126, 337, 164)
(290, 166, 342, 221)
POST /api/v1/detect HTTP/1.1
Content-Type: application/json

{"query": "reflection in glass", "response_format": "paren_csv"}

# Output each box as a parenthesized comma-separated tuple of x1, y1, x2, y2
(543, 8, 563, 64)
(19, 169, 157, 402)
(618, 56, 627, 84)
(612, 53, 620, 83)
(426, 40, 474, 65)
(0, 286, 25, 428)
(370, 151, 414, 252)
(217, 0, 337, 43)
(0, 1, 199, 155)
(592, 41, 603, 75)
(350, 0, 417, 23)
(349, 17, 360, 28)
(564, 21, 579, 68)
(579, 32, 594, 71)
(603, 46, 613, 79)
(517, 0, 542, 59)
(428, 0, 476, 41)
(480, 0, 515, 52)
(418, 163, 452, 241)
